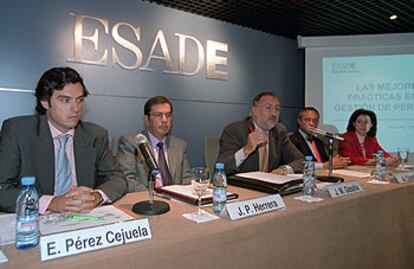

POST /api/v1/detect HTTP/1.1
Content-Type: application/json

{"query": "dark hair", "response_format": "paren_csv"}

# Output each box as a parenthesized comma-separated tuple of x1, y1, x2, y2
(346, 109, 377, 137)
(298, 107, 320, 120)
(35, 67, 88, 114)
(144, 96, 173, 115)
(251, 92, 279, 106)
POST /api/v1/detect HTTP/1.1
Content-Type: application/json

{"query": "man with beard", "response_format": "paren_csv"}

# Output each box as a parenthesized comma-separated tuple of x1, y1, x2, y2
(217, 92, 303, 176)
(117, 96, 192, 192)
(0, 67, 128, 213)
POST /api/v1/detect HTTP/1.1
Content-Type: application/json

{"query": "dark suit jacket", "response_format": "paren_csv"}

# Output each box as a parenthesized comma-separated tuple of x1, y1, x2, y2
(217, 117, 304, 176)
(289, 131, 329, 162)
(0, 115, 128, 212)
(116, 130, 192, 192)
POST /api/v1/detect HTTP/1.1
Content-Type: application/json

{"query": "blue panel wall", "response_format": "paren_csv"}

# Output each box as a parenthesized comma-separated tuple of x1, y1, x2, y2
(0, 0, 303, 166)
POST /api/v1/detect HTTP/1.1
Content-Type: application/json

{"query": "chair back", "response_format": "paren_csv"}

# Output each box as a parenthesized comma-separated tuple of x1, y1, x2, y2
(111, 136, 120, 157)
(204, 136, 220, 173)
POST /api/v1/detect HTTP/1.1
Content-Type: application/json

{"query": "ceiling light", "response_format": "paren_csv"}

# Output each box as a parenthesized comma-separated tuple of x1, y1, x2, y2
(389, 14, 398, 20)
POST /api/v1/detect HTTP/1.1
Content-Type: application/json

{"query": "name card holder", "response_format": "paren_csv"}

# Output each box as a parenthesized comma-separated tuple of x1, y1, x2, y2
(393, 171, 414, 184)
(40, 219, 151, 261)
(326, 180, 364, 198)
(226, 194, 285, 220)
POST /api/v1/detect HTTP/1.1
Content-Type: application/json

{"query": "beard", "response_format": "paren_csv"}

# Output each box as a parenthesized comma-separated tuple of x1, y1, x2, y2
(267, 116, 278, 126)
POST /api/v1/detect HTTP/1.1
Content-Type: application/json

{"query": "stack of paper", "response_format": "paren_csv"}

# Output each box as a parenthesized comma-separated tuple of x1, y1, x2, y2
(332, 169, 372, 178)
(235, 172, 303, 184)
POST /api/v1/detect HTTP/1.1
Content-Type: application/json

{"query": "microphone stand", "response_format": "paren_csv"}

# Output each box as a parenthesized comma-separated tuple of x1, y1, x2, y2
(317, 137, 344, 183)
(132, 171, 170, 215)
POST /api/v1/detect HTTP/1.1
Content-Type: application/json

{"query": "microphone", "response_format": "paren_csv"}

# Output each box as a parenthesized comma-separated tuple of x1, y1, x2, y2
(134, 134, 160, 175)
(306, 126, 344, 141)
(131, 134, 170, 216)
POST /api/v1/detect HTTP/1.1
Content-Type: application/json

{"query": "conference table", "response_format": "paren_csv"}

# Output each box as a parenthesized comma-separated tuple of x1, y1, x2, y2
(1, 166, 413, 269)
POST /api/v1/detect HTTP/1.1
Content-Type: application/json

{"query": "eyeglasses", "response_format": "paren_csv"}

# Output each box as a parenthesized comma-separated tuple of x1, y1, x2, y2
(149, 112, 173, 119)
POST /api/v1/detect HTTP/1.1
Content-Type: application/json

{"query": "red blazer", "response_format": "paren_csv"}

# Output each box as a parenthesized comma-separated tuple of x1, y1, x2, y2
(338, 131, 391, 165)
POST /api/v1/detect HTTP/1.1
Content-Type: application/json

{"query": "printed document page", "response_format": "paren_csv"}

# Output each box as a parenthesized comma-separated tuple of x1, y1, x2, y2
(0, 214, 16, 245)
(40, 205, 136, 235)
(332, 169, 371, 178)
(160, 184, 213, 199)
(235, 172, 303, 184)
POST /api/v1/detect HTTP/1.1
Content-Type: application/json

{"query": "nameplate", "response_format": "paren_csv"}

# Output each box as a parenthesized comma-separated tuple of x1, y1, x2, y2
(226, 194, 286, 220)
(327, 181, 364, 198)
(393, 171, 414, 184)
(40, 219, 151, 261)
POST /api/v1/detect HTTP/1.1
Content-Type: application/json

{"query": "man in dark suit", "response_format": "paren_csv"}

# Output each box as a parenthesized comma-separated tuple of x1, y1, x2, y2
(116, 96, 192, 192)
(217, 92, 303, 176)
(0, 67, 128, 213)
(289, 107, 350, 170)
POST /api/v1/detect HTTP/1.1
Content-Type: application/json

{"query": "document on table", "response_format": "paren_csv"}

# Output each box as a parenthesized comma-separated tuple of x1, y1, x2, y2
(157, 184, 238, 206)
(332, 169, 372, 178)
(160, 184, 213, 200)
(40, 205, 136, 235)
(235, 171, 303, 184)
(0, 214, 16, 245)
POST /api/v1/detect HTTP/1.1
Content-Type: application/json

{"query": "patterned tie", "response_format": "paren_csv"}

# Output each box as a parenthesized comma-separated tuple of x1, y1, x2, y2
(260, 143, 268, 172)
(55, 134, 72, 196)
(156, 142, 173, 186)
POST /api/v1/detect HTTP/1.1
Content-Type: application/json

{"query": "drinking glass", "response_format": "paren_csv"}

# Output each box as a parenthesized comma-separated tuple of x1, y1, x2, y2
(397, 147, 409, 169)
(191, 167, 210, 221)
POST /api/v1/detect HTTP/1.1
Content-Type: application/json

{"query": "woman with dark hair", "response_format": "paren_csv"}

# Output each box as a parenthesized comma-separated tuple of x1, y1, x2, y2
(338, 109, 399, 166)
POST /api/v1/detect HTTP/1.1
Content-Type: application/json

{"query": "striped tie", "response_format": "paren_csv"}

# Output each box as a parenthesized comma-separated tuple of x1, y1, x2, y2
(157, 142, 173, 186)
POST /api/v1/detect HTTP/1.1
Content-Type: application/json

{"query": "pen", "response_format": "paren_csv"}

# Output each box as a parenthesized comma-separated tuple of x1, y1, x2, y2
(66, 215, 104, 221)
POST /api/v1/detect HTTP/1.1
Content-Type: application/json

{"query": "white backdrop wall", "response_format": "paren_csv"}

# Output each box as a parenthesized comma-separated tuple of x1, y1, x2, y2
(299, 33, 414, 159)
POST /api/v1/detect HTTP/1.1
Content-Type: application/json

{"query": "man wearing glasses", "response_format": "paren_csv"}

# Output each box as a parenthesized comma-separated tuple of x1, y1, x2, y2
(117, 96, 192, 192)
(217, 92, 303, 176)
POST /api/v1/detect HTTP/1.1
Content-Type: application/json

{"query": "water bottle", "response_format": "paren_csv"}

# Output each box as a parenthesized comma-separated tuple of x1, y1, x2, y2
(212, 163, 227, 214)
(15, 176, 39, 250)
(375, 150, 386, 181)
(303, 156, 316, 197)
